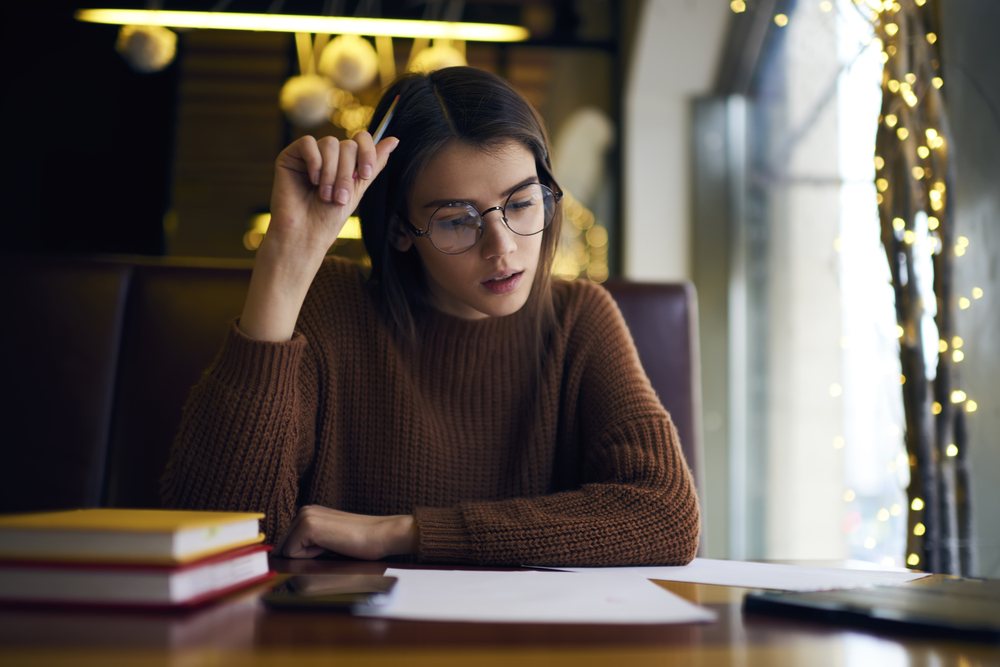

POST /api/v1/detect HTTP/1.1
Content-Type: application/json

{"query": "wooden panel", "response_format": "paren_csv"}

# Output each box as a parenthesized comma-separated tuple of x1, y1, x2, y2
(170, 31, 289, 258)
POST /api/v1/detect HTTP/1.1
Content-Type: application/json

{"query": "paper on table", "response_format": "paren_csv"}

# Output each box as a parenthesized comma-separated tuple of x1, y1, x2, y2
(554, 558, 929, 592)
(358, 568, 716, 624)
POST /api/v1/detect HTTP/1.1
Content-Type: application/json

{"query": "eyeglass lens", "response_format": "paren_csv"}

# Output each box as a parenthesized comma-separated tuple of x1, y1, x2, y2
(426, 183, 556, 254)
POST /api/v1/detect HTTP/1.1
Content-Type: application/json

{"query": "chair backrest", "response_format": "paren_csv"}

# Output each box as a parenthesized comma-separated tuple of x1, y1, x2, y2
(0, 257, 132, 511)
(103, 261, 251, 508)
(603, 281, 704, 497)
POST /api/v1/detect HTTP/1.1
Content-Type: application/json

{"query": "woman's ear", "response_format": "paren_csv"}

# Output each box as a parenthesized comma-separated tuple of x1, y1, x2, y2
(389, 215, 413, 252)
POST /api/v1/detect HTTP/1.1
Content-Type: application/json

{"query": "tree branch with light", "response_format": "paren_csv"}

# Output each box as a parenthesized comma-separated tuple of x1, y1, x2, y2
(864, 0, 975, 575)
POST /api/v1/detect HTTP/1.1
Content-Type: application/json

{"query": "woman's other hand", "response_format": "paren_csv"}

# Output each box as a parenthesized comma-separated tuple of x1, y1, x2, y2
(278, 505, 418, 560)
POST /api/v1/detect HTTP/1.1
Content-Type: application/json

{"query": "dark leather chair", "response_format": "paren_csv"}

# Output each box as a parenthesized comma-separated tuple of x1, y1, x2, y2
(1, 256, 703, 526)
(103, 261, 251, 508)
(0, 258, 132, 511)
(604, 281, 704, 498)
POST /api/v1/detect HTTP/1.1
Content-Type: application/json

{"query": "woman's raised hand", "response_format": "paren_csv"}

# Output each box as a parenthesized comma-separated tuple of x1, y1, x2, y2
(238, 132, 399, 342)
(267, 132, 399, 256)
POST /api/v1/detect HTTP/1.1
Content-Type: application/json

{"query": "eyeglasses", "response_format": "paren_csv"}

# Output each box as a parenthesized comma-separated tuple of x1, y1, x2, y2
(404, 182, 562, 255)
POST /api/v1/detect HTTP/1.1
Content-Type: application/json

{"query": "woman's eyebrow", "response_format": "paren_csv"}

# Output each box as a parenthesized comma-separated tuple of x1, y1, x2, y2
(421, 176, 540, 209)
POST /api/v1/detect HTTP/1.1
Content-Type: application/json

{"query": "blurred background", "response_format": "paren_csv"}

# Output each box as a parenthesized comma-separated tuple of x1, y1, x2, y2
(2, 0, 997, 576)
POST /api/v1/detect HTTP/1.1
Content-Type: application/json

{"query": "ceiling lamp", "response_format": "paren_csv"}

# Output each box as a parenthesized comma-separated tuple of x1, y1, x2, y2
(75, 9, 530, 42)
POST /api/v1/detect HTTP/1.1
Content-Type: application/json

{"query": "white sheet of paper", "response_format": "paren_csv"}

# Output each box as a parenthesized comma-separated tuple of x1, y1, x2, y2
(554, 558, 930, 591)
(359, 568, 716, 624)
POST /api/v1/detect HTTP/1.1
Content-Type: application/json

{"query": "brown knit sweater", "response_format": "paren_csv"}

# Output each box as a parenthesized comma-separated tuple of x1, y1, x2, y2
(161, 257, 700, 566)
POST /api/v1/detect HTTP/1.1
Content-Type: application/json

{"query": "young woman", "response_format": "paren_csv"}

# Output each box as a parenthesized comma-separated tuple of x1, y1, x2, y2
(161, 66, 700, 566)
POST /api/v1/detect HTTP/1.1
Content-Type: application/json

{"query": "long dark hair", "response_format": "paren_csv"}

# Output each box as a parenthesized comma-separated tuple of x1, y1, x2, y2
(358, 66, 562, 354)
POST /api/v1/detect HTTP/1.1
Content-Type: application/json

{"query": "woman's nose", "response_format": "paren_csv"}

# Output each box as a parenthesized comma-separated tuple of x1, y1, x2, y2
(479, 209, 517, 259)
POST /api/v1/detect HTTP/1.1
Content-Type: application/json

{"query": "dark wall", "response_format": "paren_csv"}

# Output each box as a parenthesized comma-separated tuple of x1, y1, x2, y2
(2, 2, 177, 255)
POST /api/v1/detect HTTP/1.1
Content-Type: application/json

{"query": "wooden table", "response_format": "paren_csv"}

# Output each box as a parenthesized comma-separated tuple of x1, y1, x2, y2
(0, 558, 996, 666)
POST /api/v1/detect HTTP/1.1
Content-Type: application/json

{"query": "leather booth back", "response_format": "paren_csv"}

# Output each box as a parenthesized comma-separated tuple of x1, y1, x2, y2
(603, 281, 703, 494)
(103, 263, 251, 507)
(1, 258, 131, 511)
(1, 257, 702, 519)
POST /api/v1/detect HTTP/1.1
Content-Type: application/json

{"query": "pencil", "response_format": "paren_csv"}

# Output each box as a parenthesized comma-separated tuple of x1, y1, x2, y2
(372, 95, 400, 143)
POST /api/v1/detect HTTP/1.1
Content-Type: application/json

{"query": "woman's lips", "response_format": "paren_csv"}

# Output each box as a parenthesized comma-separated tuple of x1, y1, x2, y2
(481, 271, 524, 294)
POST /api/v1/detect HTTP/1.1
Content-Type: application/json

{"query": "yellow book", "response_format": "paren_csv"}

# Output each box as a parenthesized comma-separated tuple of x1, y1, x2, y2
(0, 509, 265, 565)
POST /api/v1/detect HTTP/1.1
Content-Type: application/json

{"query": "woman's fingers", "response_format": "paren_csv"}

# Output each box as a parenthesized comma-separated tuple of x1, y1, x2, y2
(276, 135, 323, 185)
(354, 130, 377, 181)
(333, 140, 358, 205)
(275, 134, 400, 212)
(373, 136, 400, 175)
(315, 136, 342, 203)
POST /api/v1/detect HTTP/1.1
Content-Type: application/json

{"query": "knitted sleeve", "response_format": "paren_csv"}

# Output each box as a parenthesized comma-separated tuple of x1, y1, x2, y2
(159, 323, 319, 545)
(414, 284, 701, 567)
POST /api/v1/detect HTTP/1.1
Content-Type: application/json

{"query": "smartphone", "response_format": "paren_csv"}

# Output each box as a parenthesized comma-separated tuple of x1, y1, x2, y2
(261, 574, 398, 612)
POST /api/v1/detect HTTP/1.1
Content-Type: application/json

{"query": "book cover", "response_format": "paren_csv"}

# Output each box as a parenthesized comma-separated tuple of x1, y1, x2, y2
(0, 509, 265, 565)
(0, 544, 274, 609)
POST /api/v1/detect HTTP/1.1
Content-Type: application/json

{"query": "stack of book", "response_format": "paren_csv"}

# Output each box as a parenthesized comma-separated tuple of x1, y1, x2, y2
(0, 508, 274, 609)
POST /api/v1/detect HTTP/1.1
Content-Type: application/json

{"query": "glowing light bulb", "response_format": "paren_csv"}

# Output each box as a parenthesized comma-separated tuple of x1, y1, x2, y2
(932, 401, 942, 415)
(959, 297, 971, 309)
(953, 350, 965, 363)
(907, 553, 921, 567)
(911, 497, 925, 511)
(927, 215, 939, 230)
(932, 76, 944, 89)
(917, 145, 930, 159)
(774, 13, 789, 27)
(885, 22, 899, 36)
(950, 389, 967, 403)
(884, 113, 898, 127)
(972, 286, 984, 299)
(730, 0, 747, 13)
(952, 336, 964, 349)
(912, 166, 925, 180)
(914, 522, 926, 536)
(946, 443, 959, 457)
(892, 217, 906, 231)
(966, 400, 978, 413)
(926, 32, 937, 44)
(896, 127, 910, 141)
(875, 155, 885, 170)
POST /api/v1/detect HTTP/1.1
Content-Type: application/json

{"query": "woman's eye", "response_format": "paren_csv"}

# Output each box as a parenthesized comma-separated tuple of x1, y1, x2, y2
(434, 209, 479, 229)
(508, 198, 536, 211)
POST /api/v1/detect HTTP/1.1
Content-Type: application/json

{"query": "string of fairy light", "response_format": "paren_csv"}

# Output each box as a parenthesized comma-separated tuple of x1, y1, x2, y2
(730, 0, 979, 571)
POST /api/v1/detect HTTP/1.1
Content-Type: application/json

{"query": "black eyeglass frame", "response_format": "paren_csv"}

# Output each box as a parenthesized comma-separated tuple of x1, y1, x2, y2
(402, 182, 563, 255)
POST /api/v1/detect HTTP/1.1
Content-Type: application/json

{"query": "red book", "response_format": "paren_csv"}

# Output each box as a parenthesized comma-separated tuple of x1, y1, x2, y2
(0, 545, 273, 610)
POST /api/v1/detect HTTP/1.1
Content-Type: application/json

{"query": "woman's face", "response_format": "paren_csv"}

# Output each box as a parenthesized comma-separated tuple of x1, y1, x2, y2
(403, 139, 545, 320)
